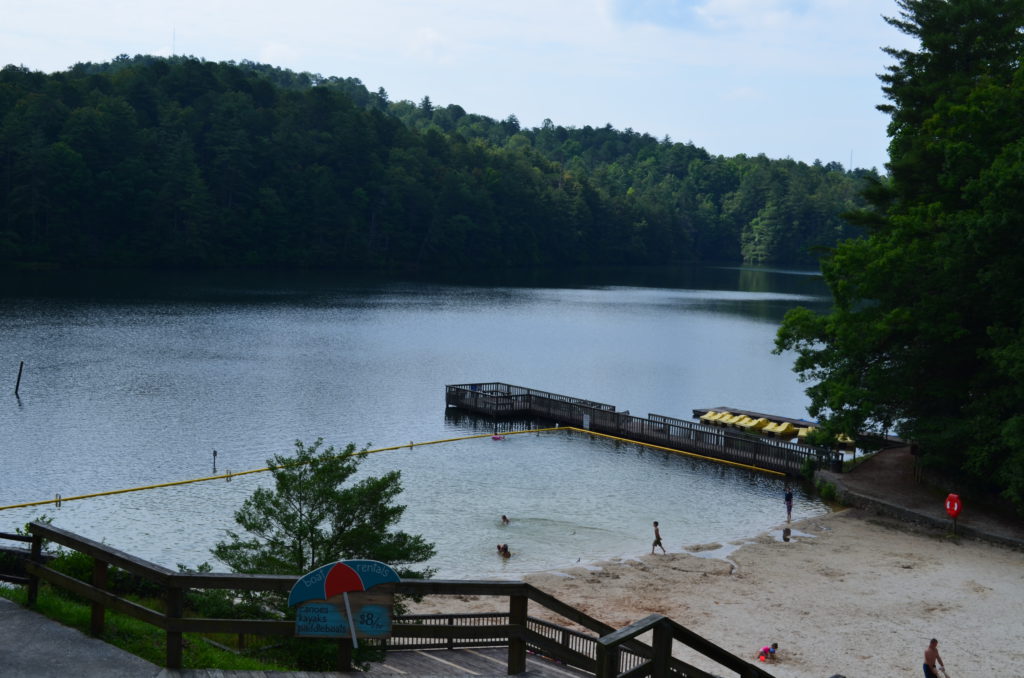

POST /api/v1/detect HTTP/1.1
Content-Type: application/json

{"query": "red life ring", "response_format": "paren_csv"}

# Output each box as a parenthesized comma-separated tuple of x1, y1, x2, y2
(945, 493, 962, 518)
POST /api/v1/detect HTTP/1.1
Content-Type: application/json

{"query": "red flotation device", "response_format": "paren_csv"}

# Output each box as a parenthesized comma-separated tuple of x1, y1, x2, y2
(945, 493, 962, 518)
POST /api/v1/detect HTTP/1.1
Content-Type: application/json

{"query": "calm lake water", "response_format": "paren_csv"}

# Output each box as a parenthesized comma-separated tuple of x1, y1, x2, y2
(0, 266, 832, 578)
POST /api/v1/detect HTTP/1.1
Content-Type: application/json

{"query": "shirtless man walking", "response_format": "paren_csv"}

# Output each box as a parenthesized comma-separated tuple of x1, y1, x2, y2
(923, 638, 945, 677)
(651, 521, 666, 554)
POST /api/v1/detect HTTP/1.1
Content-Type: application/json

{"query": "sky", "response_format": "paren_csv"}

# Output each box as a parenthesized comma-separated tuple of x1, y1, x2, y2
(2, 0, 917, 171)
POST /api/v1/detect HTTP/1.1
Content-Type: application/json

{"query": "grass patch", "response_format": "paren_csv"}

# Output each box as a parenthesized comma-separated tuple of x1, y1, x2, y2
(842, 451, 876, 472)
(0, 585, 289, 671)
(815, 479, 838, 503)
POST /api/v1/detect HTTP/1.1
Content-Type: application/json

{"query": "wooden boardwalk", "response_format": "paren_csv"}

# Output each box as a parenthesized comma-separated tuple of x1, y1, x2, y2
(445, 382, 842, 476)
(368, 646, 593, 677)
(161, 647, 592, 677)
(12, 492, 776, 678)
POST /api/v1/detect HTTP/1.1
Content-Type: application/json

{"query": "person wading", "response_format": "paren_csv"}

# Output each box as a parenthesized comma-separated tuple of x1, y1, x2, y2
(651, 521, 666, 554)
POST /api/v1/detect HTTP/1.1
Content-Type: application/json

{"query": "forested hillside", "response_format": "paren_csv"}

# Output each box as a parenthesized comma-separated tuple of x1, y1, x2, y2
(0, 55, 877, 270)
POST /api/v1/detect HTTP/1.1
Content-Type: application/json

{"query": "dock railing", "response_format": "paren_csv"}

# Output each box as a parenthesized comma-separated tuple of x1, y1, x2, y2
(445, 383, 842, 475)
(16, 521, 773, 677)
(0, 530, 34, 586)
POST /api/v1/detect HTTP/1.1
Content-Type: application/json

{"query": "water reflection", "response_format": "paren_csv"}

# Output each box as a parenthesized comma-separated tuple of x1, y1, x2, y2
(0, 265, 832, 576)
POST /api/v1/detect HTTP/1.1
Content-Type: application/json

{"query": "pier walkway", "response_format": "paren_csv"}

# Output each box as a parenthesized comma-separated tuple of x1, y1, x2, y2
(445, 382, 842, 476)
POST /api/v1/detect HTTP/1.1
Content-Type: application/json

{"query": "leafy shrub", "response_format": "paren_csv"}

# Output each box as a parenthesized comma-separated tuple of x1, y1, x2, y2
(800, 456, 817, 480)
(47, 550, 164, 601)
(816, 479, 838, 502)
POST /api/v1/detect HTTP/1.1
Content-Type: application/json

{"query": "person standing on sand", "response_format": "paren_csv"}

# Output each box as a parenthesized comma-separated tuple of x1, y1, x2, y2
(923, 638, 945, 677)
(784, 486, 794, 522)
(651, 521, 666, 554)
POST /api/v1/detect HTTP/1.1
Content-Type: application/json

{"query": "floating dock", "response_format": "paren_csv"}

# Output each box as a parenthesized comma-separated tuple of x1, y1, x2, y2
(445, 383, 843, 476)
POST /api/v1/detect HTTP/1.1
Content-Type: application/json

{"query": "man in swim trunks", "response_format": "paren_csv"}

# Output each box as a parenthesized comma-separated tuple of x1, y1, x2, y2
(784, 487, 794, 522)
(651, 521, 666, 554)
(923, 638, 944, 677)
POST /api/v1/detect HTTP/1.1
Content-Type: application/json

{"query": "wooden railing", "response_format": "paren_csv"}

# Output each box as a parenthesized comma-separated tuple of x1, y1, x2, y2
(596, 614, 774, 678)
(0, 531, 34, 585)
(14, 522, 776, 677)
(445, 383, 842, 475)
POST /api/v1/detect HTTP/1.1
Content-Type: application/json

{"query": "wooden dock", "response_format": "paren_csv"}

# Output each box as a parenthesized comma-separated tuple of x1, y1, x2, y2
(368, 646, 592, 677)
(445, 383, 843, 475)
(691, 407, 817, 428)
(168, 647, 591, 677)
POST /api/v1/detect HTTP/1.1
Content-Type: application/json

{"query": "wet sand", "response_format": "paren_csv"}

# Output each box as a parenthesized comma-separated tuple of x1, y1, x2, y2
(409, 509, 1024, 677)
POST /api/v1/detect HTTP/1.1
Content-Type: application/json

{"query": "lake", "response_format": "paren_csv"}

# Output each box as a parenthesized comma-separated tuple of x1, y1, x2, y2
(0, 266, 832, 577)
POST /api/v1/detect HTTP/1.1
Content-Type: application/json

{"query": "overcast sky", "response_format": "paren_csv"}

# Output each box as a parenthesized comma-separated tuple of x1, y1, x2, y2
(2, 0, 916, 171)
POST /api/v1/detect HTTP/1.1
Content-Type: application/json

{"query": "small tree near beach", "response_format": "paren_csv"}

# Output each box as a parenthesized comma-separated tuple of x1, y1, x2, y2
(205, 439, 434, 669)
(212, 438, 435, 579)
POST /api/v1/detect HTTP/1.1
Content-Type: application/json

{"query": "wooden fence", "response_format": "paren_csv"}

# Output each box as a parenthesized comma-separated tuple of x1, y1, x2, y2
(9, 522, 774, 678)
(445, 383, 842, 475)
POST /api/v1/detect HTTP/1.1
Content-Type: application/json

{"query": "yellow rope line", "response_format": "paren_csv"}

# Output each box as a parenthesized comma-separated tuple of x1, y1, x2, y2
(0, 424, 781, 511)
(560, 427, 787, 476)
(0, 427, 562, 511)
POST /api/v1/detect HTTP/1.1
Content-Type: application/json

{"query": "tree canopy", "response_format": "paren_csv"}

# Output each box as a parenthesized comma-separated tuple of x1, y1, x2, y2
(0, 54, 875, 271)
(776, 0, 1024, 511)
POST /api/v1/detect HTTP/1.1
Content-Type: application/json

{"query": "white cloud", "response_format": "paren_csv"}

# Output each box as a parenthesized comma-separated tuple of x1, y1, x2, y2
(693, 0, 808, 30)
(258, 42, 301, 68)
(722, 86, 761, 102)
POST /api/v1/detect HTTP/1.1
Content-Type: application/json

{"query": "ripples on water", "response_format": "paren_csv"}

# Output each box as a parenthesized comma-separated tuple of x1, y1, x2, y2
(0, 268, 832, 578)
(0, 429, 826, 578)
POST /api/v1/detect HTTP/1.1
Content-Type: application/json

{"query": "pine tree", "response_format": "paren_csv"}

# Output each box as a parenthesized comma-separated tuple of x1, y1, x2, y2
(776, 0, 1024, 509)
(212, 438, 435, 577)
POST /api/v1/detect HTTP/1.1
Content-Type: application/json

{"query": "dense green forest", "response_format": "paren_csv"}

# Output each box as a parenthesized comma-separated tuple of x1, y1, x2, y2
(0, 54, 876, 270)
(777, 0, 1024, 512)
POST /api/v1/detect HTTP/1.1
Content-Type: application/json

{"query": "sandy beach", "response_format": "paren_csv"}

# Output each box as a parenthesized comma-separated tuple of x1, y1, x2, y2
(410, 509, 1024, 677)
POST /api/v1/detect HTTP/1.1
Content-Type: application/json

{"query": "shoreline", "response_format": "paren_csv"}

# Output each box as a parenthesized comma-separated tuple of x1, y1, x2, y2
(409, 508, 1024, 677)
(429, 500, 832, 582)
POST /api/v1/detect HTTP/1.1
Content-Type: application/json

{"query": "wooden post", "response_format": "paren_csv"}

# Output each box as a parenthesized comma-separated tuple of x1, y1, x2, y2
(595, 642, 620, 678)
(337, 638, 353, 671)
(27, 532, 42, 606)
(166, 586, 184, 669)
(90, 558, 108, 636)
(14, 361, 24, 397)
(651, 619, 672, 678)
(507, 593, 528, 675)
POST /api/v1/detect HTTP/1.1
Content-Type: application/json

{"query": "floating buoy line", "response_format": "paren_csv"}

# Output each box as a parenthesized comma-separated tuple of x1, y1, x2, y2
(0, 425, 780, 512)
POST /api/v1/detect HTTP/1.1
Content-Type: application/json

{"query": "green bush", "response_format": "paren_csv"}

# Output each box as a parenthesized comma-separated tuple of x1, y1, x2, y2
(0, 549, 24, 576)
(243, 636, 384, 671)
(816, 479, 838, 502)
(46, 550, 164, 602)
(0, 585, 287, 671)
(800, 456, 817, 480)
